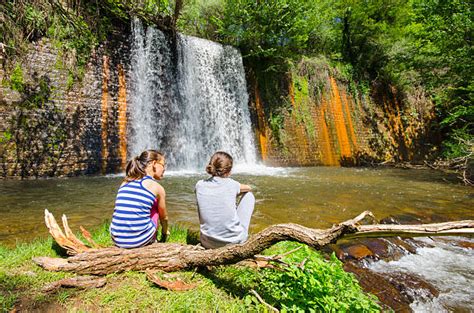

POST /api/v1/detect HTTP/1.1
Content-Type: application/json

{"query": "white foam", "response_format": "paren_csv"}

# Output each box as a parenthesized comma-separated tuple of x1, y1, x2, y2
(105, 165, 295, 178)
(369, 237, 474, 311)
(231, 164, 297, 176)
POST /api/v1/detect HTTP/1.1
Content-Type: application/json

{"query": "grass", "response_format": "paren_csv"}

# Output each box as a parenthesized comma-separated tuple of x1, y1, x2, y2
(0, 223, 381, 312)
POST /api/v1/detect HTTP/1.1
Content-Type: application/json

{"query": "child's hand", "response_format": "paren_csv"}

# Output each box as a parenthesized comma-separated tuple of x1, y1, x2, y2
(160, 230, 171, 242)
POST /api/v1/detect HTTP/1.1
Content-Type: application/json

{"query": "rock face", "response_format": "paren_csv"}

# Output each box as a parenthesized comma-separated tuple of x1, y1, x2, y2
(0, 37, 130, 178)
(247, 60, 436, 166)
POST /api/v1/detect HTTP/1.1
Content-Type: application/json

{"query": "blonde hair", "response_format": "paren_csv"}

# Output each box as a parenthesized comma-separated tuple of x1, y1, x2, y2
(124, 150, 164, 182)
(206, 151, 233, 177)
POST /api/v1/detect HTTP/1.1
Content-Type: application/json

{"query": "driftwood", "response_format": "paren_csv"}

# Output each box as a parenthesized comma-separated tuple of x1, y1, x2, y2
(42, 275, 106, 293)
(146, 271, 198, 291)
(33, 210, 474, 275)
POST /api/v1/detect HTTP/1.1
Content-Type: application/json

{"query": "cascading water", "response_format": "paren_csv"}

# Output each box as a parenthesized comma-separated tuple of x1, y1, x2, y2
(369, 237, 474, 311)
(128, 19, 179, 159)
(128, 19, 257, 170)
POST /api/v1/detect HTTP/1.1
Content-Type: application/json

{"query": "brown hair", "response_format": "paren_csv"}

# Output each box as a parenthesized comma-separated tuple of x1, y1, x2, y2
(124, 150, 164, 182)
(206, 151, 233, 177)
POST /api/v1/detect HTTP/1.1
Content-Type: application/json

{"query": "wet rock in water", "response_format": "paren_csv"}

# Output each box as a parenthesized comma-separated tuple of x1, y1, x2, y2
(385, 272, 439, 302)
(456, 240, 474, 250)
(343, 262, 412, 312)
(423, 213, 450, 223)
(321, 243, 345, 260)
(380, 214, 423, 225)
(357, 238, 390, 259)
(380, 213, 449, 225)
(329, 238, 416, 262)
(344, 262, 441, 312)
(343, 244, 374, 260)
(431, 236, 474, 250)
(325, 242, 374, 261)
(387, 237, 419, 254)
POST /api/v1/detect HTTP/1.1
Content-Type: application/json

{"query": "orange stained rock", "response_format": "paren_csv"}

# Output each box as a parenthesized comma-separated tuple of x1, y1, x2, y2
(384, 97, 398, 149)
(117, 64, 128, 169)
(384, 94, 404, 150)
(254, 82, 268, 161)
(318, 98, 338, 166)
(329, 77, 352, 158)
(101, 55, 110, 174)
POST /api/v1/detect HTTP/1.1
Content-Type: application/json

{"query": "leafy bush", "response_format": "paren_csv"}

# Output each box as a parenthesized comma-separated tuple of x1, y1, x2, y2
(252, 242, 380, 312)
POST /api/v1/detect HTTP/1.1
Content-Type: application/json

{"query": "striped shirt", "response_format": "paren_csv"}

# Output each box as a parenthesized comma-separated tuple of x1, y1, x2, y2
(110, 176, 157, 248)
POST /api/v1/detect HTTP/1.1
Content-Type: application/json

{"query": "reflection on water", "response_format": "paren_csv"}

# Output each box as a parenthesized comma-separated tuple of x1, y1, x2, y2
(0, 167, 472, 247)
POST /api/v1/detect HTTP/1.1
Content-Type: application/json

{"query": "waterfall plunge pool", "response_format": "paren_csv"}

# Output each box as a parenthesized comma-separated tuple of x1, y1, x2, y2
(1, 166, 472, 246)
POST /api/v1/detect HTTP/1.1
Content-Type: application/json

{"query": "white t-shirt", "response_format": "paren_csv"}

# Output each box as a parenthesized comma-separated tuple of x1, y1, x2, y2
(195, 176, 246, 248)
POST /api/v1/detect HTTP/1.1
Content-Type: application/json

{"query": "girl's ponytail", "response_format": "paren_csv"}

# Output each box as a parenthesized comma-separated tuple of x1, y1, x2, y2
(206, 151, 233, 177)
(206, 163, 217, 176)
(124, 150, 164, 182)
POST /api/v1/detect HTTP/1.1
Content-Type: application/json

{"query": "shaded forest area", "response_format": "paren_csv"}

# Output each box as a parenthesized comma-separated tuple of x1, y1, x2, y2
(1, 0, 472, 180)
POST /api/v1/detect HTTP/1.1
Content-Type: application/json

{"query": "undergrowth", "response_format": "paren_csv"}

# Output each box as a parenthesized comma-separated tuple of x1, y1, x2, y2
(0, 223, 380, 312)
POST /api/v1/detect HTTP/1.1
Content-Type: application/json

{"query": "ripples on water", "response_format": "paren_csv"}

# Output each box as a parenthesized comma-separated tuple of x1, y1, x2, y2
(1, 167, 472, 246)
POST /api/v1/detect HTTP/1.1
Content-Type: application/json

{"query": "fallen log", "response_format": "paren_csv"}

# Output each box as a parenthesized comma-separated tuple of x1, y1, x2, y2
(33, 210, 474, 275)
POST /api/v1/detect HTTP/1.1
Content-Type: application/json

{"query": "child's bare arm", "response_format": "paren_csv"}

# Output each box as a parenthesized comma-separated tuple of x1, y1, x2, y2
(156, 185, 169, 240)
(240, 184, 252, 193)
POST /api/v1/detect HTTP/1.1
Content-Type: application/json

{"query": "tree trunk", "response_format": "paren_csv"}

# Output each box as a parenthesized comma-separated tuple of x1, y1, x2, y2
(33, 210, 474, 275)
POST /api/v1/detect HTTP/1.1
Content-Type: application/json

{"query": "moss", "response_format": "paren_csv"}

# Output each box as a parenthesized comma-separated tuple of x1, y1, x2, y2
(292, 74, 316, 139)
(9, 63, 25, 93)
(66, 72, 75, 90)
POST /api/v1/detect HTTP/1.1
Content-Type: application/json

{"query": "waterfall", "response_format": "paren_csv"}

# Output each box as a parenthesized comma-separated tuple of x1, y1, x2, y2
(128, 19, 257, 171)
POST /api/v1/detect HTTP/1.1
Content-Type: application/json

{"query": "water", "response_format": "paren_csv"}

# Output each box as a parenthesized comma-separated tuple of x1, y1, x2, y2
(128, 19, 177, 157)
(1, 167, 472, 246)
(128, 19, 256, 170)
(370, 237, 474, 311)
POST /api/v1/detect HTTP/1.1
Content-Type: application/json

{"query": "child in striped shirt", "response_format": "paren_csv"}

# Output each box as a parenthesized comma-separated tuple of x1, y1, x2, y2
(110, 150, 169, 248)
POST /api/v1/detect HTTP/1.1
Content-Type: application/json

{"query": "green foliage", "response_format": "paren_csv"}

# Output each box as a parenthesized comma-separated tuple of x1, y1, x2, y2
(407, 0, 473, 159)
(177, 0, 224, 39)
(441, 128, 473, 159)
(337, 0, 413, 83)
(2, 0, 176, 84)
(2, 0, 470, 163)
(269, 111, 286, 146)
(253, 242, 380, 312)
(293, 75, 316, 138)
(211, 0, 338, 62)
(9, 64, 25, 93)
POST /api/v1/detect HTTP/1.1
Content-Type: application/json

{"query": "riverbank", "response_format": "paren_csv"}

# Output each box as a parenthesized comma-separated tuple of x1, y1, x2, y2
(0, 223, 380, 312)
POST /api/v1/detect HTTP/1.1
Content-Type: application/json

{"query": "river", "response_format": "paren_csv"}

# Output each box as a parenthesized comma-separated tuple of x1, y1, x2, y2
(1, 166, 472, 246)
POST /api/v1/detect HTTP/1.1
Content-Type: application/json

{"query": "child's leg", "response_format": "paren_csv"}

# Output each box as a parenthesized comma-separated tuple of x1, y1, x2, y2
(150, 198, 159, 229)
(236, 192, 255, 233)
